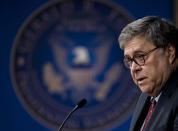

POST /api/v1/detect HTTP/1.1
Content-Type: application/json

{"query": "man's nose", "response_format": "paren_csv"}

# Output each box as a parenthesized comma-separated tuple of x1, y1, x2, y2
(130, 61, 141, 72)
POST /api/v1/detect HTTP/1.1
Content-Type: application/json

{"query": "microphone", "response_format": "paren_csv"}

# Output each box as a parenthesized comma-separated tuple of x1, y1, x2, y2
(58, 98, 87, 131)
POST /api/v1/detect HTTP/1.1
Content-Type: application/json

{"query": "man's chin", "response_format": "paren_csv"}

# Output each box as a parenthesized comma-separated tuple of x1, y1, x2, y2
(139, 85, 152, 94)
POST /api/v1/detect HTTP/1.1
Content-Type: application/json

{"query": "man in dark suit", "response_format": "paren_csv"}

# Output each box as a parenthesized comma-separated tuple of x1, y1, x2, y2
(118, 16, 178, 131)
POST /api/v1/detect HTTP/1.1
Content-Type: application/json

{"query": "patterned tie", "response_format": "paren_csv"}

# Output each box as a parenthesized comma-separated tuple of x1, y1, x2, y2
(142, 99, 156, 131)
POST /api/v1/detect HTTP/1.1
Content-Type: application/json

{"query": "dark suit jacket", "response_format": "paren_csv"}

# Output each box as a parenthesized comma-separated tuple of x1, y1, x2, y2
(130, 69, 178, 131)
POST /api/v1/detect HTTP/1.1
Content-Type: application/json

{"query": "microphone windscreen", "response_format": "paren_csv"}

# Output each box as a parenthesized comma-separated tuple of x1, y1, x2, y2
(77, 98, 87, 108)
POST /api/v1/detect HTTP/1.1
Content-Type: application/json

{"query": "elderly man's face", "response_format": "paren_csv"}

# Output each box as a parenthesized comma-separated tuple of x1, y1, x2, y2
(124, 36, 173, 97)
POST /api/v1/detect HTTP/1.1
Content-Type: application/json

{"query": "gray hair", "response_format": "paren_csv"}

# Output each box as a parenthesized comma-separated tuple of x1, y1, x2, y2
(118, 16, 178, 57)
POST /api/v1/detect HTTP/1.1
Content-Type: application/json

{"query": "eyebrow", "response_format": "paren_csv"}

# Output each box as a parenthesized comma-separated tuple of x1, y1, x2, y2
(134, 50, 146, 54)
(124, 50, 146, 58)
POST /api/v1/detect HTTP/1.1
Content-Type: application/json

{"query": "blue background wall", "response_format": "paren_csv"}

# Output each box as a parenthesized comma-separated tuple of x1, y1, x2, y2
(0, 0, 172, 130)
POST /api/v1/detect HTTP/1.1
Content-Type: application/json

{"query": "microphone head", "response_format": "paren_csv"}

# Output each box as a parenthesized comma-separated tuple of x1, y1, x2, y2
(77, 98, 87, 108)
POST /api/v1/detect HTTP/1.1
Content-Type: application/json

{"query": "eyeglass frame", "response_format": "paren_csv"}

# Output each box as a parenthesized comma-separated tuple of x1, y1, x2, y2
(123, 47, 160, 69)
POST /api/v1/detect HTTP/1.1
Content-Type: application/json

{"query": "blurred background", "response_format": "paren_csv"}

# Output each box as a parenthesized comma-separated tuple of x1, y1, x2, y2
(0, 0, 177, 131)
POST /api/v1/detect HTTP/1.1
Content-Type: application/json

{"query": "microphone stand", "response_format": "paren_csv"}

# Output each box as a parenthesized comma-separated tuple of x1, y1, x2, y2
(58, 98, 87, 131)
(58, 105, 78, 131)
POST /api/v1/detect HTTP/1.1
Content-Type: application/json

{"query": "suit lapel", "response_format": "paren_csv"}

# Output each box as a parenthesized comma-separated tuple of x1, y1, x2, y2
(144, 88, 173, 131)
(145, 93, 166, 131)
(130, 93, 151, 131)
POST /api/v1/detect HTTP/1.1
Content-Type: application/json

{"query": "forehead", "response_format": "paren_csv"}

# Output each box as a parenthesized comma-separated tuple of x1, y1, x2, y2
(124, 36, 155, 56)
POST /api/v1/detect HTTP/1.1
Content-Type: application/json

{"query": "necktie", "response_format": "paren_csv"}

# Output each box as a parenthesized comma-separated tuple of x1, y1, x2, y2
(142, 99, 156, 131)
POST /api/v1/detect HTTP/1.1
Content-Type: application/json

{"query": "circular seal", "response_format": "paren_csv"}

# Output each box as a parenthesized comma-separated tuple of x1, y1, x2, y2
(10, 0, 140, 130)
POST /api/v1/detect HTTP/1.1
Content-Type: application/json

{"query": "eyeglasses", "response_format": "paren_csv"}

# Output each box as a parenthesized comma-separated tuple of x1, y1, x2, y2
(123, 47, 160, 69)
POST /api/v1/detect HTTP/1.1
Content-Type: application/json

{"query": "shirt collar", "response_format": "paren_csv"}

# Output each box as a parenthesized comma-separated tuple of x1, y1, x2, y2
(151, 92, 162, 103)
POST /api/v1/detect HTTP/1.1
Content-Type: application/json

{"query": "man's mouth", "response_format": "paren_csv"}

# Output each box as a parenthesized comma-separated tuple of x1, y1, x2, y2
(137, 77, 147, 84)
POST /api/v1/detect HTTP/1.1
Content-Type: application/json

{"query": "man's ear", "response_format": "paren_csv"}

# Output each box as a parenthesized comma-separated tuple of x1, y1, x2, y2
(166, 44, 176, 64)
